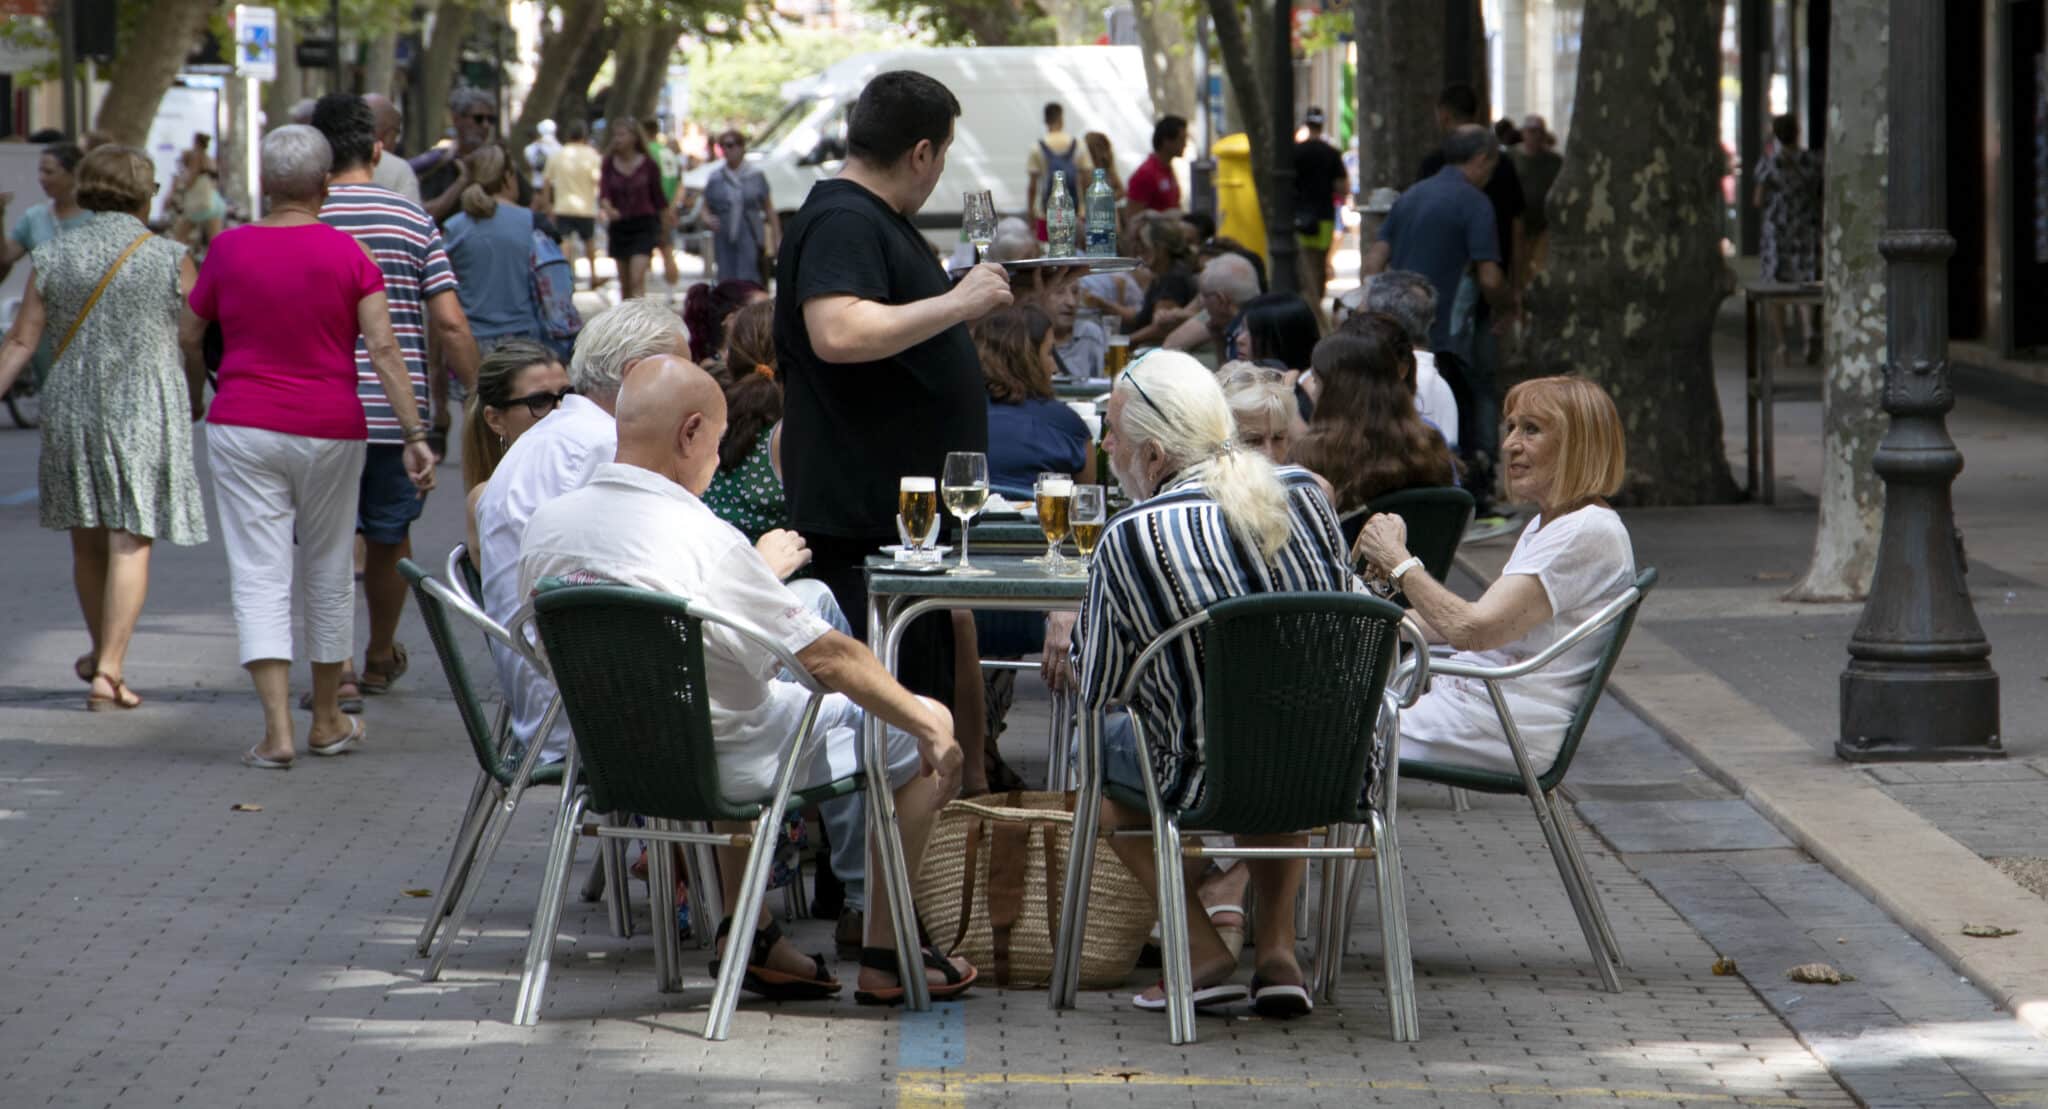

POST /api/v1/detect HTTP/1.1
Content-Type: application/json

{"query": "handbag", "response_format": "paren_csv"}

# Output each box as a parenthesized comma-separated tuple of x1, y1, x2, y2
(913, 790, 1155, 989)
(54, 231, 153, 361)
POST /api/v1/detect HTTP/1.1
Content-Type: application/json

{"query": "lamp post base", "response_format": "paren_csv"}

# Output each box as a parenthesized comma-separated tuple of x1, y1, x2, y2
(1837, 664, 2002, 762)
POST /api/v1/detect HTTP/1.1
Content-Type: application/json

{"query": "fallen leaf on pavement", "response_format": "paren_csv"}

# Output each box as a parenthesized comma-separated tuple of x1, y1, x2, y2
(1962, 924, 2018, 938)
(402, 889, 433, 898)
(1752, 571, 1793, 582)
(1711, 957, 1739, 976)
(229, 803, 263, 813)
(1786, 962, 1852, 984)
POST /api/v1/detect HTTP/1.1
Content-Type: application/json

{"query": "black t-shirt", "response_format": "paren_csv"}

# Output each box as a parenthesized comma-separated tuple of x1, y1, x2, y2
(774, 178, 988, 540)
(1293, 138, 1345, 222)
(1417, 149, 1526, 269)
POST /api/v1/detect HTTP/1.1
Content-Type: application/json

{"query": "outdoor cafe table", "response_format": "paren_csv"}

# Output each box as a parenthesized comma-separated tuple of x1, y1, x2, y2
(857, 553, 1090, 1009)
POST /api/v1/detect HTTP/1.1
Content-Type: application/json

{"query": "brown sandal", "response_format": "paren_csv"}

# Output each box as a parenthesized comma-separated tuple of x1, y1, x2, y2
(358, 643, 409, 694)
(86, 672, 142, 712)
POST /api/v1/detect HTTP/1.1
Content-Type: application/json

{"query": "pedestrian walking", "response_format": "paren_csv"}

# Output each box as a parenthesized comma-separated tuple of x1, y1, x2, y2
(1754, 113, 1823, 361)
(416, 87, 500, 224)
(699, 129, 778, 286)
(185, 125, 435, 769)
(642, 118, 685, 291)
(1291, 106, 1347, 305)
(444, 144, 542, 351)
(0, 145, 209, 711)
(0, 141, 91, 390)
(600, 118, 668, 302)
(541, 120, 603, 288)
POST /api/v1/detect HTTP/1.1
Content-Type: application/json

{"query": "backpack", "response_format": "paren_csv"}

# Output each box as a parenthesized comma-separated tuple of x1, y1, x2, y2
(529, 228, 583, 361)
(1039, 138, 1080, 210)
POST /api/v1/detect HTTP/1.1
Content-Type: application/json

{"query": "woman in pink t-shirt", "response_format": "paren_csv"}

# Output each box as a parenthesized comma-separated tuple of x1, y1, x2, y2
(183, 124, 436, 770)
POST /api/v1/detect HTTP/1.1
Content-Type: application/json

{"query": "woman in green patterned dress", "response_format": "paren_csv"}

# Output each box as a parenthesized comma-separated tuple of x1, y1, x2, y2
(700, 300, 789, 540)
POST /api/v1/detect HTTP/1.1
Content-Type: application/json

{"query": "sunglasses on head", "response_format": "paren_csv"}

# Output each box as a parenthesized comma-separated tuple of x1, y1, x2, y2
(496, 386, 572, 418)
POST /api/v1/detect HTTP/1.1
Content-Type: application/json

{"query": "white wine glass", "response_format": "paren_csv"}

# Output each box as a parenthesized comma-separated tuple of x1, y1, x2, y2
(1069, 484, 1106, 574)
(963, 191, 996, 264)
(942, 451, 994, 576)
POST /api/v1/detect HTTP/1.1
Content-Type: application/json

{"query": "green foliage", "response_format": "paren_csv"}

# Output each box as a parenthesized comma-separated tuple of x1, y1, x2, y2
(0, 16, 56, 84)
(682, 26, 894, 131)
(859, 0, 1057, 46)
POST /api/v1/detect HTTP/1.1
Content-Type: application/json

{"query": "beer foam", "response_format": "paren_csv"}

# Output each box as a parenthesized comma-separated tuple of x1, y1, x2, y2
(900, 477, 936, 491)
(1038, 478, 1074, 496)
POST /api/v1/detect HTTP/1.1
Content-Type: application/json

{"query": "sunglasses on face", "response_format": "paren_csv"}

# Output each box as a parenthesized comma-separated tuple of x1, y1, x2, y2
(495, 387, 572, 418)
(469, 113, 497, 124)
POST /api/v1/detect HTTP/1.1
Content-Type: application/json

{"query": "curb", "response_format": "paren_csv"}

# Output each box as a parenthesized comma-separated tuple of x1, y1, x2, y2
(1453, 544, 2048, 1040)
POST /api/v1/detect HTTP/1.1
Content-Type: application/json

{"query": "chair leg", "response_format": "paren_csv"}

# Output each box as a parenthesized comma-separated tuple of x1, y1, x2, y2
(686, 836, 723, 950)
(1371, 809, 1419, 1043)
(864, 726, 928, 1012)
(705, 805, 784, 1041)
(648, 821, 680, 993)
(422, 781, 525, 983)
(1529, 789, 1621, 992)
(1050, 711, 1104, 1010)
(601, 815, 632, 939)
(417, 774, 496, 955)
(1314, 823, 1359, 1004)
(513, 790, 589, 1025)
(1154, 814, 1196, 1045)
(1449, 786, 1471, 812)
(1548, 792, 1625, 969)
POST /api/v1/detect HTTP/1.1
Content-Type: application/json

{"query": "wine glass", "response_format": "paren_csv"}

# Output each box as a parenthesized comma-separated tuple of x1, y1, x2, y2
(963, 190, 996, 264)
(1031, 472, 1073, 572)
(942, 451, 994, 576)
(1069, 484, 1106, 573)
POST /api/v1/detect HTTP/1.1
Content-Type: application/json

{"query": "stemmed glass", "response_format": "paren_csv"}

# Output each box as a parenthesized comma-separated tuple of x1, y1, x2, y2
(942, 451, 994, 576)
(1031, 472, 1073, 572)
(963, 190, 997, 263)
(1069, 484, 1106, 574)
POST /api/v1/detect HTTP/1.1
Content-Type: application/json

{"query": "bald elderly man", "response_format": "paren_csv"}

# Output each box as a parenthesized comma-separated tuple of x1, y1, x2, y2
(363, 93, 421, 205)
(516, 356, 978, 1006)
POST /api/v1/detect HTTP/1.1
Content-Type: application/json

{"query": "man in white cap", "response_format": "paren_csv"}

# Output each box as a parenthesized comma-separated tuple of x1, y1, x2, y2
(525, 119, 560, 191)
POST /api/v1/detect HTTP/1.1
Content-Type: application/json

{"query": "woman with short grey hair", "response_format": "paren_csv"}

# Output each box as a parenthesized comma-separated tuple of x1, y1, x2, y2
(183, 124, 436, 769)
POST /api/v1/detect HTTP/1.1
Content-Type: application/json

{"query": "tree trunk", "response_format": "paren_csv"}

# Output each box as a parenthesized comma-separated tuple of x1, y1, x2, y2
(418, 0, 474, 152)
(1353, 0, 1442, 194)
(91, 0, 218, 146)
(1466, 0, 1488, 119)
(621, 23, 680, 125)
(605, 30, 645, 134)
(1130, 0, 1195, 122)
(1207, 0, 1298, 289)
(1787, 0, 1886, 601)
(1520, 0, 1740, 505)
(365, 28, 399, 101)
(553, 20, 618, 133)
(508, 0, 603, 151)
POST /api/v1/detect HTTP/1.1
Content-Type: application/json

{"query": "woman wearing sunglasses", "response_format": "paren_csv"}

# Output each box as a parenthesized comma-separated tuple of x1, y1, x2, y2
(462, 339, 571, 556)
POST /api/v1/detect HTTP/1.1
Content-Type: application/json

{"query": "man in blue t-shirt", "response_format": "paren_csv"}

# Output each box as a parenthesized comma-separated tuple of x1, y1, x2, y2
(1362, 125, 1510, 352)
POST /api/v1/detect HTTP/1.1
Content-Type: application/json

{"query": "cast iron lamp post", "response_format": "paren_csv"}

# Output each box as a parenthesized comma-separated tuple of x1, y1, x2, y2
(1837, 0, 2001, 760)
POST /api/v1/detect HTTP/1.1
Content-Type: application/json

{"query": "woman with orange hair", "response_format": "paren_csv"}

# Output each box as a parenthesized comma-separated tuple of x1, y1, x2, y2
(1353, 375, 1636, 775)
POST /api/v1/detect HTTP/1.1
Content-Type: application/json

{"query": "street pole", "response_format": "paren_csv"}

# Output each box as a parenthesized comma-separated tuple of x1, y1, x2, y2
(1837, 0, 2002, 761)
(1267, 0, 1299, 294)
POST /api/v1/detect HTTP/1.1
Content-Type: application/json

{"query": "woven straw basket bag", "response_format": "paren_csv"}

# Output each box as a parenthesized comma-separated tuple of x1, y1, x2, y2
(914, 791, 1156, 989)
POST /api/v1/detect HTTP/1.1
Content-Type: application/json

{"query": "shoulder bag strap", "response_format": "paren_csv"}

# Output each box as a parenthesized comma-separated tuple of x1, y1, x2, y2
(54, 231, 153, 361)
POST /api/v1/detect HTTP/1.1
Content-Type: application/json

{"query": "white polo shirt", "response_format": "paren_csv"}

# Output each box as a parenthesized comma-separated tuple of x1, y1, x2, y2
(518, 463, 834, 798)
(475, 393, 618, 759)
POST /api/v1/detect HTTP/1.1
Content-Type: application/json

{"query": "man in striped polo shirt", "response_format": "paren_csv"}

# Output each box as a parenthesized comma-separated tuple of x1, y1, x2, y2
(312, 93, 479, 702)
(1042, 350, 1367, 1020)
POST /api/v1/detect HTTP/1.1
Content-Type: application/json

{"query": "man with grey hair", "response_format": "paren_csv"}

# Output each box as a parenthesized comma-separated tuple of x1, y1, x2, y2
(1513, 114, 1561, 272)
(414, 87, 499, 224)
(1163, 251, 1259, 358)
(1362, 270, 1460, 450)
(363, 93, 421, 204)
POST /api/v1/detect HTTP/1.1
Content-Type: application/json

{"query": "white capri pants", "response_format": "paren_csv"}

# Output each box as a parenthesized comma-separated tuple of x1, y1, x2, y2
(206, 424, 366, 666)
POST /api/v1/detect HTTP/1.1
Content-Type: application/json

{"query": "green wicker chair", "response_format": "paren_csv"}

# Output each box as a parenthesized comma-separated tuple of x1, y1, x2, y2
(1048, 592, 1428, 1045)
(1398, 568, 1658, 993)
(398, 558, 606, 983)
(1338, 485, 1477, 585)
(519, 583, 923, 1040)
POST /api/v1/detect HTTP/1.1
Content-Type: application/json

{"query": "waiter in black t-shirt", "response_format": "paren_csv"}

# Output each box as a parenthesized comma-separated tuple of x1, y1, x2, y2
(774, 69, 1014, 705)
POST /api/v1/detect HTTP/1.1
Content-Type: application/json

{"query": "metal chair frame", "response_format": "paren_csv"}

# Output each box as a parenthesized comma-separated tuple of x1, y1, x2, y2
(1047, 595, 1430, 1045)
(1393, 575, 1653, 994)
(514, 585, 923, 1041)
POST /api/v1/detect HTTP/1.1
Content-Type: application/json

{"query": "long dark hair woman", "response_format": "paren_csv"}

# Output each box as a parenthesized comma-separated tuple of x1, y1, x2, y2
(682, 277, 768, 370)
(1290, 311, 1454, 513)
(1228, 291, 1321, 372)
(701, 300, 790, 540)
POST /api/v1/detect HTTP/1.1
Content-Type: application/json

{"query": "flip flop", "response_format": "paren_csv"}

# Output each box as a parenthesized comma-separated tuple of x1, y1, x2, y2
(241, 747, 292, 770)
(1131, 979, 1250, 1012)
(309, 715, 366, 757)
(1250, 974, 1313, 1019)
(300, 681, 364, 714)
(709, 918, 839, 1001)
(854, 944, 977, 1006)
(358, 643, 409, 694)
(1207, 902, 1247, 966)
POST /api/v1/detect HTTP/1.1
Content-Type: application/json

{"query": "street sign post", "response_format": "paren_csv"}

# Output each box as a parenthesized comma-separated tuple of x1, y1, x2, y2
(233, 5, 278, 82)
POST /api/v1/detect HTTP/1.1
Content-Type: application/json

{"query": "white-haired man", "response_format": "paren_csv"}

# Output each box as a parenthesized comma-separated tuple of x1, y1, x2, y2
(1162, 251, 1259, 359)
(1042, 351, 1368, 1020)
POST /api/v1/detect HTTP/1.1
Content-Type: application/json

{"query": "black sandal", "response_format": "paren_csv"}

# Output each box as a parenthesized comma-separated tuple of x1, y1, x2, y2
(854, 943, 978, 1006)
(708, 917, 840, 1001)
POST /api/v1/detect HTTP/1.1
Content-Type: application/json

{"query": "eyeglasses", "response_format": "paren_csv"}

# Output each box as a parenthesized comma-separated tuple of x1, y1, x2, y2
(496, 387, 572, 418)
(469, 113, 498, 124)
(1218, 365, 1286, 388)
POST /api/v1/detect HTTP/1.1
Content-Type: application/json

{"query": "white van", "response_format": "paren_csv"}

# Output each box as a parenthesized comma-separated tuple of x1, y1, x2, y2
(684, 46, 1155, 249)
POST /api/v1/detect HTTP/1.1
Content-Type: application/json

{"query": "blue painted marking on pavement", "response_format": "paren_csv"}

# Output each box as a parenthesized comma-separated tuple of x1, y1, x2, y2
(896, 1000, 966, 1071)
(0, 488, 37, 506)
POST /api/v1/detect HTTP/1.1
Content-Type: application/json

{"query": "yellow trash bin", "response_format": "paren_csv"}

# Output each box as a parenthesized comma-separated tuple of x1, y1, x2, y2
(1212, 132, 1265, 267)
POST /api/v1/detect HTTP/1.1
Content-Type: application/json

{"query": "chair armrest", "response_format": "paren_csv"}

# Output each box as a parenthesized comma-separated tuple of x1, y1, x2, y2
(1391, 615, 1430, 708)
(1107, 607, 1214, 710)
(684, 598, 833, 695)
(1425, 587, 1640, 682)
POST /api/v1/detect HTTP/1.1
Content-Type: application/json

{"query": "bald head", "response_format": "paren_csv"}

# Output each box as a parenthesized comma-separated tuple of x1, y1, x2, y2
(364, 93, 403, 145)
(615, 356, 728, 494)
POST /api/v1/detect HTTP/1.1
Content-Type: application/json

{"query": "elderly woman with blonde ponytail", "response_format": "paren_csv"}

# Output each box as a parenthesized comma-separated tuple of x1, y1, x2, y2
(1040, 350, 1366, 1019)
(443, 143, 541, 351)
